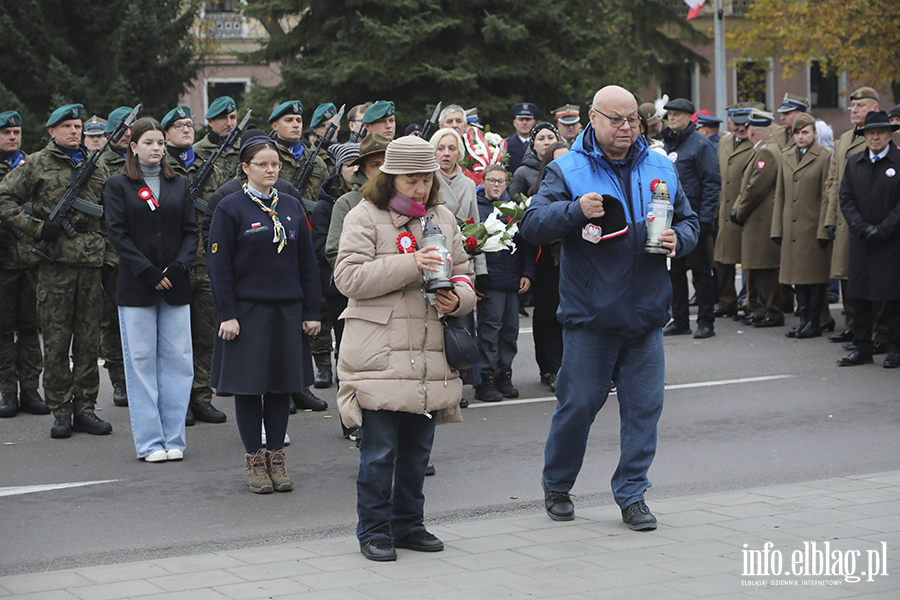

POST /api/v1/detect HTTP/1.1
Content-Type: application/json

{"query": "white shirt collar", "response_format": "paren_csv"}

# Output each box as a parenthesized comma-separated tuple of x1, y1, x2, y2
(869, 146, 890, 162)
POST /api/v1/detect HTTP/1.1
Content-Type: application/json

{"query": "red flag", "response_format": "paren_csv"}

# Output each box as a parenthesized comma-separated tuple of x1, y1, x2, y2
(684, 0, 706, 20)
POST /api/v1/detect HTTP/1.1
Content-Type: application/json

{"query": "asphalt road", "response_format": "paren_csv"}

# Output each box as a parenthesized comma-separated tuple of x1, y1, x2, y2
(1, 306, 898, 576)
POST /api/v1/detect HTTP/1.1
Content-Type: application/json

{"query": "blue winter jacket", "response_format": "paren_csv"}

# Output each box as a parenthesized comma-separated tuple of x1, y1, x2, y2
(519, 125, 699, 335)
(475, 189, 537, 291)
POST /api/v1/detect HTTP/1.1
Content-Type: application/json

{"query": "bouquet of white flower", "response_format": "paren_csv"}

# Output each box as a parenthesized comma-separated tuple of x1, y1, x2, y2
(457, 208, 517, 256)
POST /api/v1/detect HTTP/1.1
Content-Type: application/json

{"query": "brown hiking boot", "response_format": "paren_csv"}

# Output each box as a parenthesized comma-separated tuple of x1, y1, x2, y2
(266, 449, 293, 492)
(245, 449, 273, 494)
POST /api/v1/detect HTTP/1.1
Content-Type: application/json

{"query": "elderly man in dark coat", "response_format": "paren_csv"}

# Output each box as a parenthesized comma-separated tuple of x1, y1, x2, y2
(837, 111, 900, 368)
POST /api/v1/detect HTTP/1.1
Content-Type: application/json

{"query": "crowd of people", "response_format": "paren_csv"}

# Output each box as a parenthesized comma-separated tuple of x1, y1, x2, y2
(0, 82, 898, 561)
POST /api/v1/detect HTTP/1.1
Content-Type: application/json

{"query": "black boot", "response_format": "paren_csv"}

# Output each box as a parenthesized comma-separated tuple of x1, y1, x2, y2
(313, 353, 332, 389)
(494, 368, 519, 398)
(0, 392, 18, 418)
(19, 389, 50, 414)
(72, 411, 112, 435)
(474, 373, 503, 402)
(50, 413, 72, 438)
(190, 399, 227, 423)
(111, 380, 128, 407)
(292, 387, 327, 411)
(797, 285, 823, 339)
(787, 286, 810, 338)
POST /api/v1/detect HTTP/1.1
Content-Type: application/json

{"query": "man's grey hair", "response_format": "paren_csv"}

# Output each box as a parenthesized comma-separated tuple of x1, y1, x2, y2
(439, 104, 466, 124)
(815, 119, 834, 150)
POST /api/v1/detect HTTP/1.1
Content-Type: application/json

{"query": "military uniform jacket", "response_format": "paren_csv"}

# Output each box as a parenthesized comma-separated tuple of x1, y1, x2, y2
(275, 142, 327, 212)
(0, 141, 109, 268)
(0, 152, 40, 269)
(732, 137, 781, 269)
(165, 153, 226, 269)
(193, 134, 240, 182)
(839, 144, 900, 301)
(714, 133, 754, 264)
(770, 126, 796, 153)
(99, 145, 127, 178)
(772, 141, 833, 284)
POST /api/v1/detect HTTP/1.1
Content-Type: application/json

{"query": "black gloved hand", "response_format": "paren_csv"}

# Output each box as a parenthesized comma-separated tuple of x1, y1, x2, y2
(39, 220, 63, 241)
(140, 266, 165, 289)
(863, 224, 884, 245)
(729, 208, 744, 226)
(772, 237, 782, 246)
(824, 225, 836, 240)
(163, 262, 186, 283)
(102, 264, 114, 288)
(818, 238, 831, 249)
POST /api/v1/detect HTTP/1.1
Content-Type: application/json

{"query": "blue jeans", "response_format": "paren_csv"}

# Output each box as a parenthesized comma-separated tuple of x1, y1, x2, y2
(356, 409, 435, 543)
(119, 303, 193, 459)
(476, 288, 519, 374)
(543, 326, 665, 509)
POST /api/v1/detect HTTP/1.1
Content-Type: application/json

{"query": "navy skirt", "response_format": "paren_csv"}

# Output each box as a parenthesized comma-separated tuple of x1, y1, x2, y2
(210, 300, 313, 395)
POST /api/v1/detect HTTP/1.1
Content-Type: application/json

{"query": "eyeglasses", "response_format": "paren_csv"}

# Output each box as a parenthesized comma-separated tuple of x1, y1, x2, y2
(172, 122, 194, 131)
(591, 108, 640, 129)
(248, 161, 282, 171)
(483, 178, 507, 186)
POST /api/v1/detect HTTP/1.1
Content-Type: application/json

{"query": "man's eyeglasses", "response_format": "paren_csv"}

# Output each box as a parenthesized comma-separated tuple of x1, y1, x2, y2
(248, 161, 282, 171)
(591, 108, 640, 129)
(483, 178, 507, 186)
(172, 122, 195, 131)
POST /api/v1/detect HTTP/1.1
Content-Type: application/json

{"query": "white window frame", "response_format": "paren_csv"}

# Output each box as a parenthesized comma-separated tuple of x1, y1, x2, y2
(203, 78, 251, 123)
(731, 57, 774, 110)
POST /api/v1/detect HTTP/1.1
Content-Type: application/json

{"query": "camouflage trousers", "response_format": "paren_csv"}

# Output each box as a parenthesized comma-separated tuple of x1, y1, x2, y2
(310, 297, 333, 358)
(36, 263, 101, 416)
(190, 265, 216, 403)
(0, 267, 43, 392)
(99, 264, 125, 382)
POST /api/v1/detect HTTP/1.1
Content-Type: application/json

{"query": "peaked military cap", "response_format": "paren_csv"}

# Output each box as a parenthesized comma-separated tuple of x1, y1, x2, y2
(105, 106, 134, 134)
(465, 107, 479, 123)
(0, 111, 22, 128)
(512, 102, 538, 119)
(311, 103, 337, 127)
(791, 112, 816, 132)
(351, 133, 389, 166)
(663, 98, 695, 114)
(206, 96, 237, 120)
(747, 108, 775, 127)
(695, 113, 723, 128)
(363, 101, 395, 124)
(46, 103, 84, 128)
(777, 92, 810, 113)
(161, 105, 193, 130)
(849, 87, 879, 102)
(269, 100, 304, 123)
(728, 107, 753, 125)
(553, 104, 580, 125)
(84, 115, 107, 136)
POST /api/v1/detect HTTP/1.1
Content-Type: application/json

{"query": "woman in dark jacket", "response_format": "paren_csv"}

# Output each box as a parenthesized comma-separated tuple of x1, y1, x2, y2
(105, 117, 199, 462)
(508, 122, 560, 198)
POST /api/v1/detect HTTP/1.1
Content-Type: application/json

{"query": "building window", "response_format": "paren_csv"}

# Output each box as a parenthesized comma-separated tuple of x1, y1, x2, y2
(660, 62, 694, 104)
(809, 61, 839, 108)
(735, 60, 768, 107)
(204, 1, 246, 39)
(206, 80, 250, 116)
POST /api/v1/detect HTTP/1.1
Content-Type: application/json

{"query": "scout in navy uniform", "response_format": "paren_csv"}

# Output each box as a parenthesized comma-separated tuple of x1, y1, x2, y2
(773, 93, 810, 152)
(193, 96, 240, 180)
(268, 100, 328, 210)
(0, 110, 49, 418)
(505, 102, 538, 173)
(553, 104, 582, 148)
(0, 104, 113, 438)
(362, 100, 396, 141)
(310, 102, 339, 174)
(162, 105, 229, 424)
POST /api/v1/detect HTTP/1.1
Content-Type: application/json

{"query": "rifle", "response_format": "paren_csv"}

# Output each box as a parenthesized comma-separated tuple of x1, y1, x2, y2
(420, 101, 442, 142)
(32, 104, 142, 262)
(293, 104, 345, 197)
(189, 110, 252, 213)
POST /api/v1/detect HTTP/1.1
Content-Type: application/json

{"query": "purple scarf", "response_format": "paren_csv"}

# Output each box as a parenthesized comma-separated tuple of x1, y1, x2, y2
(388, 190, 427, 217)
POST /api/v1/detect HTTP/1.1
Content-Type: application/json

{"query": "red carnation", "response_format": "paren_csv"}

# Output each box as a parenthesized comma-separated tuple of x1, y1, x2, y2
(465, 236, 478, 250)
(650, 179, 661, 192)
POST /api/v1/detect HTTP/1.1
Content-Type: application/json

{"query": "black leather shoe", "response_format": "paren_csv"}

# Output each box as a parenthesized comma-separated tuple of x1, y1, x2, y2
(73, 412, 112, 435)
(459, 397, 469, 408)
(753, 317, 785, 328)
(822, 319, 836, 333)
(621, 499, 657, 531)
(842, 343, 856, 351)
(314, 367, 332, 389)
(292, 388, 327, 411)
(796, 322, 822, 339)
(785, 326, 800, 338)
(713, 306, 736, 318)
(731, 310, 748, 322)
(693, 325, 715, 339)
(50, 414, 72, 438)
(873, 341, 888, 355)
(19, 389, 50, 415)
(662, 323, 691, 336)
(883, 353, 900, 369)
(425, 462, 435, 476)
(360, 538, 396, 562)
(111, 380, 128, 407)
(542, 478, 574, 521)
(740, 313, 760, 325)
(0, 392, 19, 418)
(829, 329, 853, 343)
(185, 407, 195, 427)
(191, 400, 227, 423)
(393, 530, 444, 552)
(837, 351, 874, 367)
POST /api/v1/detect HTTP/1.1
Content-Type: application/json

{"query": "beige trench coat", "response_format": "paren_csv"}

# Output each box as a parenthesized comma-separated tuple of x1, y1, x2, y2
(714, 133, 755, 265)
(334, 199, 477, 429)
(733, 137, 781, 269)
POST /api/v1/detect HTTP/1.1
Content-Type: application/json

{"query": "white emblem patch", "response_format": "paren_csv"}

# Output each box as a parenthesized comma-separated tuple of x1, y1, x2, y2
(886, 168, 896, 178)
(668, 152, 678, 164)
(757, 160, 766, 169)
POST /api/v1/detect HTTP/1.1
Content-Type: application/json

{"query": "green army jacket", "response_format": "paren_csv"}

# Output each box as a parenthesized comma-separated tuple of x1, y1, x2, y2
(193, 134, 241, 182)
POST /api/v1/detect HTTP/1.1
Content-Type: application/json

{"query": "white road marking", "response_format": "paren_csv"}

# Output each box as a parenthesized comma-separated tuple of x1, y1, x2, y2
(0, 480, 119, 498)
(466, 374, 794, 408)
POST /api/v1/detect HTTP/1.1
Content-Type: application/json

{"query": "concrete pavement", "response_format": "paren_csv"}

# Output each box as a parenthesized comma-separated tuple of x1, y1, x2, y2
(2, 470, 898, 599)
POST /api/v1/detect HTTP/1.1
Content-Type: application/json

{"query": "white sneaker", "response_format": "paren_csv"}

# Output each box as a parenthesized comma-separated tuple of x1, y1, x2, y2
(261, 423, 289, 447)
(166, 449, 184, 461)
(144, 450, 167, 462)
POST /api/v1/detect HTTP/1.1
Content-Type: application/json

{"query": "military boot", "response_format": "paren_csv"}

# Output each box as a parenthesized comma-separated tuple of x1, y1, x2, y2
(494, 369, 519, 398)
(266, 449, 293, 492)
(313, 352, 333, 389)
(111, 380, 128, 407)
(73, 411, 113, 435)
(246, 449, 273, 494)
(474, 373, 504, 402)
(19, 390, 50, 415)
(0, 392, 18, 418)
(292, 387, 327, 411)
(50, 412, 73, 438)
(190, 399, 227, 423)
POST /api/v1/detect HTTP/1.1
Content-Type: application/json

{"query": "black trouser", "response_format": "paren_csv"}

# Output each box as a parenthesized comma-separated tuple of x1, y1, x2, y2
(851, 299, 900, 356)
(670, 228, 715, 329)
(533, 318, 563, 376)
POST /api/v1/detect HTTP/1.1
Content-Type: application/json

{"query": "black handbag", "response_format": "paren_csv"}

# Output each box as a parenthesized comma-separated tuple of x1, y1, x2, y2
(442, 315, 480, 371)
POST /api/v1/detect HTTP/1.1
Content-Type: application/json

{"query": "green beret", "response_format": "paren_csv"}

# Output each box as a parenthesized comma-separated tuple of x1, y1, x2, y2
(269, 100, 304, 123)
(46, 104, 84, 128)
(105, 106, 133, 134)
(363, 100, 395, 124)
(311, 103, 337, 127)
(206, 96, 237, 120)
(0, 111, 22, 128)
(162, 105, 193, 130)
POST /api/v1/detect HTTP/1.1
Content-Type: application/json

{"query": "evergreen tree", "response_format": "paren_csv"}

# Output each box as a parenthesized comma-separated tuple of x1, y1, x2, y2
(0, 0, 203, 151)
(243, 0, 708, 134)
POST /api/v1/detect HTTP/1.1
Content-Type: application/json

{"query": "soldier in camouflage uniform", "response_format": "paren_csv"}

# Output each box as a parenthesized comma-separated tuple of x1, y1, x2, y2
(310, 103, 339, 174)
(268, 101, 333, 385)
(163, 105, 228, 424)
(361, 100, 397, 141)
(0, 104, 113, 438)
(0, 110, 49, 418)
(98, 106, 133, 407)
(193, 96, 240, 182)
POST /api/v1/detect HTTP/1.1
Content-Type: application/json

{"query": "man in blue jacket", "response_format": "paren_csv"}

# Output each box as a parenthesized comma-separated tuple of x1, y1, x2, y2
(520, 85, 699, 531)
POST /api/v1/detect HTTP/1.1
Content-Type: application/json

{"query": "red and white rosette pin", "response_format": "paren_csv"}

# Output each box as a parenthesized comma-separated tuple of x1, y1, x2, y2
(138, 187, 158, 211)
(396, 231, 416, 254)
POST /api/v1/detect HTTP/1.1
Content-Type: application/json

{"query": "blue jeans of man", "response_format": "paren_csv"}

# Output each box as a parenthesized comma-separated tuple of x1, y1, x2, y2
(356, 409, 436, 543)
(119, 302, 193, 459)
(476, 287, 519, 375)
(543, 326, 665, 509)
